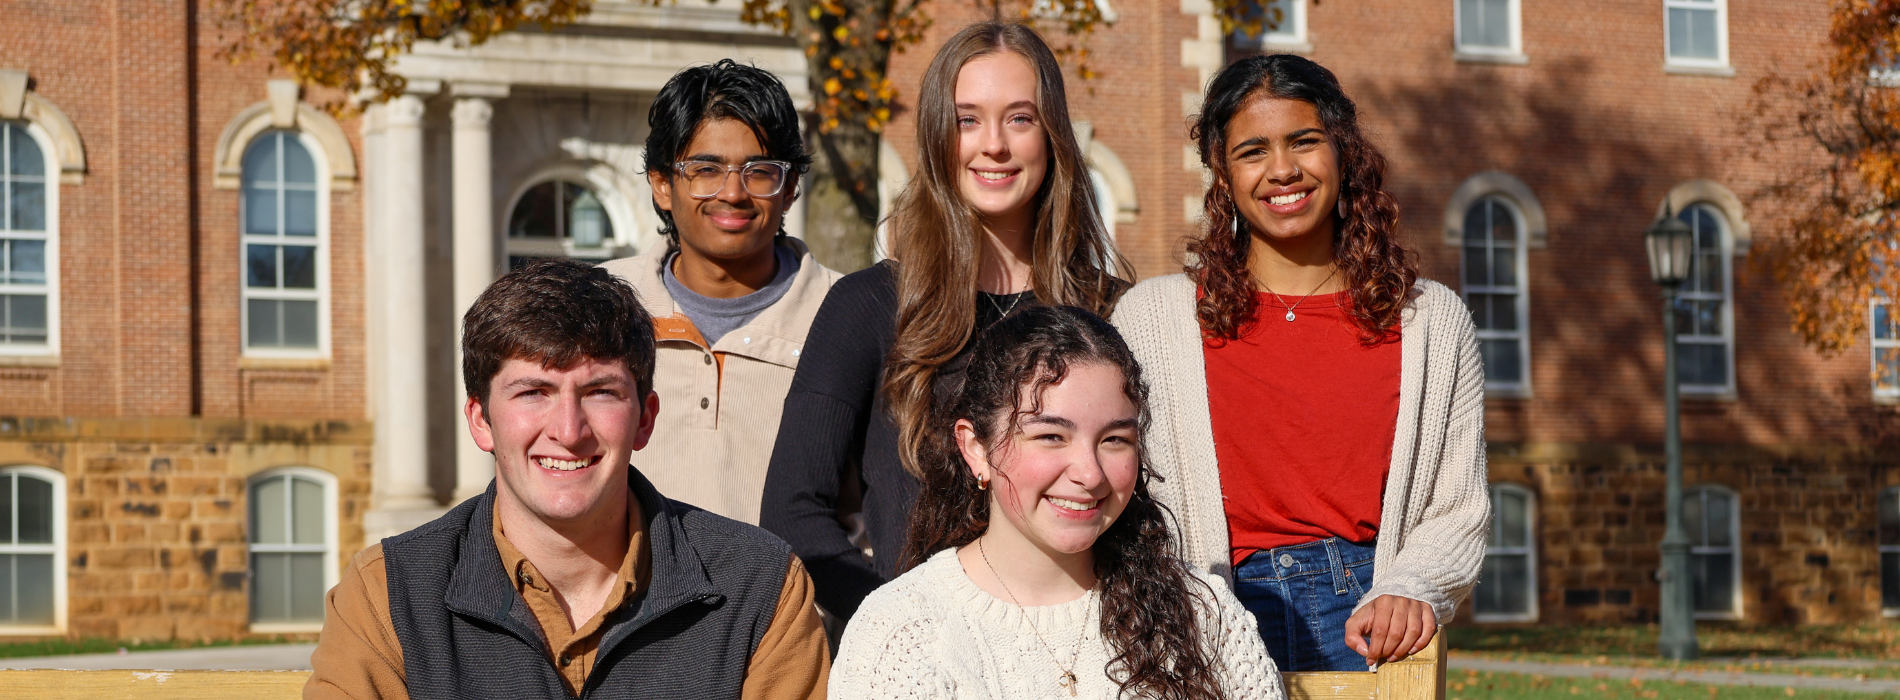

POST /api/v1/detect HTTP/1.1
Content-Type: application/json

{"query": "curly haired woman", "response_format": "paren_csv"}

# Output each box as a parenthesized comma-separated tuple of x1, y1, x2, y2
(1111, 54, 1489, 673)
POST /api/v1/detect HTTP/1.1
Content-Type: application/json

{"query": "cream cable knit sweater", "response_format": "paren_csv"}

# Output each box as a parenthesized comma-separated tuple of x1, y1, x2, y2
(829, 549, 1285, 699)
(1109, 275, 1490, 623)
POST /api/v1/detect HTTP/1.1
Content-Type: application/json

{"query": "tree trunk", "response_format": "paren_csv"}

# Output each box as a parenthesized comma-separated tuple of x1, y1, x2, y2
(787, 0, 894, 273)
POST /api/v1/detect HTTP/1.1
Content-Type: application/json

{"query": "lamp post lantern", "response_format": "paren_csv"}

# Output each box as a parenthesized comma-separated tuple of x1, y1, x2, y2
(1645, 205, 1700, 661)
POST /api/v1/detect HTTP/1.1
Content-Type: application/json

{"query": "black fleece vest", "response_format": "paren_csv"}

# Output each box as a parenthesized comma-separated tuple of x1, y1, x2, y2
(382, 471, 792, 699)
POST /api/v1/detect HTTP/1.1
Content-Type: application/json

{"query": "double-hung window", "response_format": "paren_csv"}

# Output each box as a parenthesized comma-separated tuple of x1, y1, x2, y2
(1474, 483, 1536, 621)
(1673, 204, 1734, 393)
(1875, 300, 1900, 401)
(1456, 0, 1521, 59)
(1684, 485, 1741, 619)
(1, 122, 52, 351)
(1463, 195, 1530, 392)
(1881, 487, 1900, 615)
(1230, 0, 1308, 51)
(242, 130, 325, 355)
(0, 467, 63, 631)
(249, 469, 336, 628)
(1664, 0, 1727, 68)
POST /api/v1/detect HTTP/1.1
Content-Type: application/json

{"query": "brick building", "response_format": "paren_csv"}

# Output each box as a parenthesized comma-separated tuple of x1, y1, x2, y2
(0, 0, 1884, 643)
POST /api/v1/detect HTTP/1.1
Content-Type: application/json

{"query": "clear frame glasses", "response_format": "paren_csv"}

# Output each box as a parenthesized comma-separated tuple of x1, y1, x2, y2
(672, 160, 792, 199)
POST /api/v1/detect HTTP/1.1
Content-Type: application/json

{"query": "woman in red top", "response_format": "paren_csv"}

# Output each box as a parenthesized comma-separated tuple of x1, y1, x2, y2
(1112, 54, 1490, 672)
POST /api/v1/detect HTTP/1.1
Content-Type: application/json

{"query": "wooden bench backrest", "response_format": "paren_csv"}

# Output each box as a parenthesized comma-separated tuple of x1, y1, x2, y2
(1283, 630, 1447, 700)
(0, 630, 1444, 699)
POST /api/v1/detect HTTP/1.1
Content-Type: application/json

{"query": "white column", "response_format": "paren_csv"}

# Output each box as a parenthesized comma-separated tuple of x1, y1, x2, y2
(451, 92, 499, 503)
(370, 93, 438, 520)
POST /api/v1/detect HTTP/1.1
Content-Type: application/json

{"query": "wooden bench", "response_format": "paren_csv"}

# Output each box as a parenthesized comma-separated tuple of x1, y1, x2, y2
(0, 631, 1445, 699)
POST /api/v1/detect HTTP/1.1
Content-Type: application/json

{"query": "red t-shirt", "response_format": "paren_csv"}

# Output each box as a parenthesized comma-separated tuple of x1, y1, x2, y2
(1204, 290, 1401, 567)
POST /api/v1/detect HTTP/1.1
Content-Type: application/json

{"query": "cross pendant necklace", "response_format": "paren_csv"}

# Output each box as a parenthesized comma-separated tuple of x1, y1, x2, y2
(1260, 266, 1339, 322)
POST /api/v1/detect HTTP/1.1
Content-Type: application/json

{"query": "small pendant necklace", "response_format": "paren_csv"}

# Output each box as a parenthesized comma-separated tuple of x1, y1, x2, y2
(984, 290, 1025, 319)
(978, 538, 1082, 696)
(1261, 267, 1339, 322)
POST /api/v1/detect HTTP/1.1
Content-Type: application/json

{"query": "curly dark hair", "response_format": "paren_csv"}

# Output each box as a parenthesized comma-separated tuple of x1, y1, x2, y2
(901, 305, 1226, 700)
(1187, 54, 1416, 343)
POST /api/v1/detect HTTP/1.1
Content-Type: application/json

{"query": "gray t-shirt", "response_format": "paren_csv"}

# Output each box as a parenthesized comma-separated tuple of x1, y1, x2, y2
(661, 242, 801, 346)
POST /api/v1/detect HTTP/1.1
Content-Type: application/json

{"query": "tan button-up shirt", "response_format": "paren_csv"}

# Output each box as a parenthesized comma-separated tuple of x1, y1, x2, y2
(305, 495, 829, 699)
(598, 239, 840, 525)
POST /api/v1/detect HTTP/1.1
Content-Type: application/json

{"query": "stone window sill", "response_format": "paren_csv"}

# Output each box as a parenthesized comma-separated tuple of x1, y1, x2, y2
(1455, 51, 1529, 66)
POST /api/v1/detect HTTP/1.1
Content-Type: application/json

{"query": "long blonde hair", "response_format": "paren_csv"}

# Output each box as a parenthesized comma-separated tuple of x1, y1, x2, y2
(885, 22, 1131, 480)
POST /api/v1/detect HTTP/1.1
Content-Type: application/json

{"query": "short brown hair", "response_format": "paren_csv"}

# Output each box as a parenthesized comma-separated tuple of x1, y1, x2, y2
(461, 259, 657, 404)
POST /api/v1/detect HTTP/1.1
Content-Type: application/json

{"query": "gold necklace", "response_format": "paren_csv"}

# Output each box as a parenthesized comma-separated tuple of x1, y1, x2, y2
(977, 537, 1081, 696)
(1260, 266, 1339, 322)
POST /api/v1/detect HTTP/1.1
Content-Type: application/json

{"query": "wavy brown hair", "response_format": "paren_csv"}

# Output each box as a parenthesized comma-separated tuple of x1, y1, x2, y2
(902, 305, 1226, 700)
(1188, 54, 1415, 342)
(886, 22, 1132, 480)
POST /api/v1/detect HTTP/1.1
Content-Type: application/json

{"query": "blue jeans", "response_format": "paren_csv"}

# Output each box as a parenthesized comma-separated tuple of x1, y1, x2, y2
(1232, 538, 1376, 672)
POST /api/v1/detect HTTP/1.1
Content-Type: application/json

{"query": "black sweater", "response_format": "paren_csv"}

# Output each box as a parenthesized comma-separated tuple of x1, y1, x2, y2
(758, 262, 1031, 619)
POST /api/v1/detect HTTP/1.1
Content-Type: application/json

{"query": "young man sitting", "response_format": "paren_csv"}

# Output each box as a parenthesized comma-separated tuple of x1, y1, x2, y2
(600, 59, 839, 525)
(306, 260, 827, 699)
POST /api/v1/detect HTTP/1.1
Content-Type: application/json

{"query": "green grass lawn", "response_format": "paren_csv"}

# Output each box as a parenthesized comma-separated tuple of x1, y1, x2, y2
(1448, 625, 1900, 661)
(1449, 670, 1883, 700)
(0, 635, 313, 660)
(1447, 625, 1900, 681)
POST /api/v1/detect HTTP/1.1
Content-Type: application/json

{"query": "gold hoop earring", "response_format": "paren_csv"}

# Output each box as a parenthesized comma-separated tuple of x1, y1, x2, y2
(977, 474, 990, 491)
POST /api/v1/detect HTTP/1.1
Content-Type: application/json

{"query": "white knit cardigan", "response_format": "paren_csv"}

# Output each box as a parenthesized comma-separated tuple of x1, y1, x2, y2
(1109, 274, 1490, 623)
(829, 549, 1285, 699)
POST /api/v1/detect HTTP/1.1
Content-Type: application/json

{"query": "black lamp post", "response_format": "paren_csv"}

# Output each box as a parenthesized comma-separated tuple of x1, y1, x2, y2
(1645, 205, 1700, 661)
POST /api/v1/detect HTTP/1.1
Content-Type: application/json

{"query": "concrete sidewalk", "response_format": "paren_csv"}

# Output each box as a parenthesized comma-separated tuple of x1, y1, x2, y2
(1451, 656, 1900, 694)
(0, 643, 315, 671)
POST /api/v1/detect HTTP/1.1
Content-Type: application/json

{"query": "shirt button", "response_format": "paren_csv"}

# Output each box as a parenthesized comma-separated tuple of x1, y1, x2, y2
(703, 354, 712, 365)
(1278, 553, 1296, 568)
(700, 397, 710, 409)
(742, 337, 751, 344)
(792, 348, 801, 357)
(559, 654, 571, 667)
(519, 572, 533, 586)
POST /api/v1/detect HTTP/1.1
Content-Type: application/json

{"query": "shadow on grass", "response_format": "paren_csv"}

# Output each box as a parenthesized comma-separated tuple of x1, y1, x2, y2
(1450, 625, 1900, 660)
(1452, 670, 1880, 700)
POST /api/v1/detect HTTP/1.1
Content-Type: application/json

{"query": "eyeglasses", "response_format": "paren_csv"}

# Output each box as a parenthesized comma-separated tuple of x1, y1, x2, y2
(671, 160, 793, 199)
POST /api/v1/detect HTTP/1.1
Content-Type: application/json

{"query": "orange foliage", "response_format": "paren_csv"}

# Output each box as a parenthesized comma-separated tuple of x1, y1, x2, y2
(213, 0, 594, 110)
(1745, 0, 1900, 352)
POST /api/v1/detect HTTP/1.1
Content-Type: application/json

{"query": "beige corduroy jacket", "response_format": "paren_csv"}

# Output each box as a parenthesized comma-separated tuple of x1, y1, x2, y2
(1110, 274, 1491, 623)
(599, 238, 841, 525)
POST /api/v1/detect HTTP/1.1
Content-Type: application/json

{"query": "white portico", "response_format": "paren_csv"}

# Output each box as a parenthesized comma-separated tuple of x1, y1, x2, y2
(360, 0, 813, 541)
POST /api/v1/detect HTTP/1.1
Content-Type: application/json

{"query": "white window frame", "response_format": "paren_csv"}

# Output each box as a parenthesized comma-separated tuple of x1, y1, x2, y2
(0, 121, 60, 359)
(1229, 0, 1310, 53)
(0, 466, 66, 636)
(1474, 483, 1538, 623)
(1460, 194, 1533, 396)
(1874, 299, 1900, 403)
(239, 130, 330, 360)
(1676, 203, 1736, 396)
(246, 466, 339, 633)
(1881, 486, 1900, 617)
(505, 168, 642, 266)
(1454, 0, 1525, 63)
(1686, 484, 1743, 620)
(1663, 0, 1729, 71)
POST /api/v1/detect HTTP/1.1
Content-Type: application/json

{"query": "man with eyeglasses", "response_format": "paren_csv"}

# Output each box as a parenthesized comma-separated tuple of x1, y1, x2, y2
(600, 60, 840, 528)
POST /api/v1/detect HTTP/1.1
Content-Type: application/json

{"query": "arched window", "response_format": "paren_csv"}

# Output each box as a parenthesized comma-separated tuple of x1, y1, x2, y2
(506, 179, 619, 268)
(1474, 483, 1537, 621)
(242, 130, 326, 354)
(0, 466, 64, 632)
(1880, 487, 1900, 614)
(1, 121, 53, 351)
(1674, 204, 1734, 393)
(1684, 485, 1741, 619)
(248, 468, 336, 629)
(1463, 195, 1530, 392)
